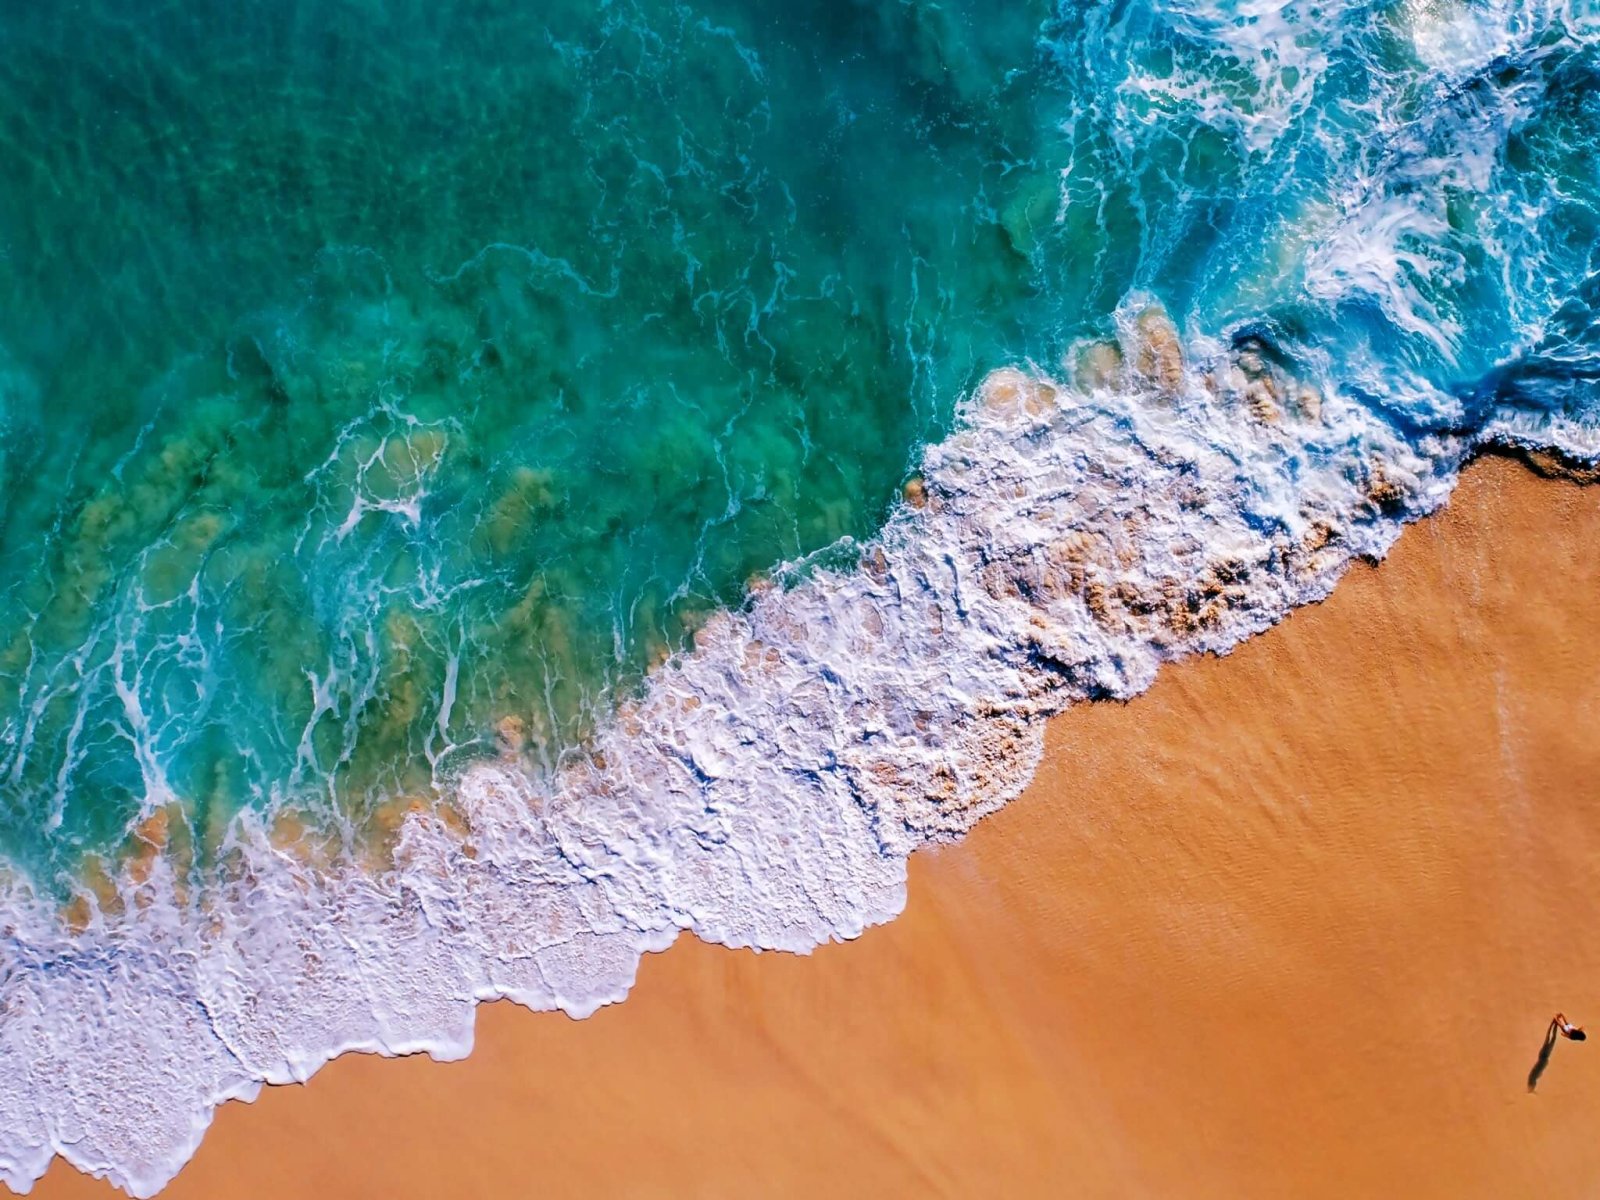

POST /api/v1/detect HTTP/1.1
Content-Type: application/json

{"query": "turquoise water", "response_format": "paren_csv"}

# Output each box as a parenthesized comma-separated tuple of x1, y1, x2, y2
(2, 0, 1598, 885)
(8, 5, 1600, 1193)
(0, 0, 1064, 875)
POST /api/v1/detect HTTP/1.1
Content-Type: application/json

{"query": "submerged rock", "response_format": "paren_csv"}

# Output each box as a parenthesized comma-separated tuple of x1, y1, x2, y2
(1131, 306, 1185, 397)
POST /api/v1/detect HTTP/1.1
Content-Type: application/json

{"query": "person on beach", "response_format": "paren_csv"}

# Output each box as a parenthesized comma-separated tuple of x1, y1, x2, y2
(1529, 1014, 1585, 1092)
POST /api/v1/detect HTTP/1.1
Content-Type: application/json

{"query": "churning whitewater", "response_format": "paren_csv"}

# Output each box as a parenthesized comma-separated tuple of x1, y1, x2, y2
(2, 307, 1595, 1195)
(4, 0, 1600, 1194)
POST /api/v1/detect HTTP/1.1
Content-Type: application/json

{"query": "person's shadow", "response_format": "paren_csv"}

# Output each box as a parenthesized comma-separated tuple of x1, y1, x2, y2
(1529, 1019, 1560, 1093)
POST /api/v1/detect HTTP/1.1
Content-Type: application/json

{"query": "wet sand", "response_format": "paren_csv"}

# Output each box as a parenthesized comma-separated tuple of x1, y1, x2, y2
(29, 455, 1600, 1199)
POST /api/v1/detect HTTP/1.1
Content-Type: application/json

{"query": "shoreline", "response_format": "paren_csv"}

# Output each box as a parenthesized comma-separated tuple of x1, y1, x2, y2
(26, 453, 1600, 1199)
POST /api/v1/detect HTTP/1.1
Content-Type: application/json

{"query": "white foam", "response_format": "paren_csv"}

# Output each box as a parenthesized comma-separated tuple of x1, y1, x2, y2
(1120, 0, 1339, 155)
(1401, 0, 1558, 73)
(0, 309, 1585, 1196)
(1300, 2, 1590, 367)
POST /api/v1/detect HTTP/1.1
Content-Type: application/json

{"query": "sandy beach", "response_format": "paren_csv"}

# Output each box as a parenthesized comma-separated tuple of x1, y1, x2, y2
(26, 455, 1600, 1199)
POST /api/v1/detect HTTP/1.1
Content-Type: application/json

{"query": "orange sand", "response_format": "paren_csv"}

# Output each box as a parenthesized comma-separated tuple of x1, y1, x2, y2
(27, 456, 1600, 1199)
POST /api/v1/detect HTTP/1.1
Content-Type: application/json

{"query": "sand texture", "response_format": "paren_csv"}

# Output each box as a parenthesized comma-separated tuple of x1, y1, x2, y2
(26, 456, 1600, 1199)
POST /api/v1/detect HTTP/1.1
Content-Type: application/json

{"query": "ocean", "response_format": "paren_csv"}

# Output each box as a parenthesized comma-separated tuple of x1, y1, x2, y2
(1, 0, 1597, 1193)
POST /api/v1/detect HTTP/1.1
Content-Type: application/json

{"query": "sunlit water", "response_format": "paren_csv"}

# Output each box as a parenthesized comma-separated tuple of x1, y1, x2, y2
(2, 1, 1598, 1193)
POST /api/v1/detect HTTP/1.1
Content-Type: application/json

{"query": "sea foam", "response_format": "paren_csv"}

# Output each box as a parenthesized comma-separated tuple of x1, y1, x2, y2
(6, 301, 1580, 1197)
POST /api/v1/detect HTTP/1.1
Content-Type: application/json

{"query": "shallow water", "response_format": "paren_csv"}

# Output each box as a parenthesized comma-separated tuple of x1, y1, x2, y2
(1, 0, 1075, 876)
(2, 0, 1598, 1194)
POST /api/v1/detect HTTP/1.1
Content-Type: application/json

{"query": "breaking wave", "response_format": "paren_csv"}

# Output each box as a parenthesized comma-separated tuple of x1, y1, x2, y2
(5, 0, 1600, 1194)
(3, 299, 1595, 1195)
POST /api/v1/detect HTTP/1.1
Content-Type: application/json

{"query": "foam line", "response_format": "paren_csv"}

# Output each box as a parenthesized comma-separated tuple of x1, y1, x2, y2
(7, 306, 1583, 1196)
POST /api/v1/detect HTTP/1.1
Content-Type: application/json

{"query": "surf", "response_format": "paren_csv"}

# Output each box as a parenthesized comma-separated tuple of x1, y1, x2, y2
(2, 0, 1599, 1193)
